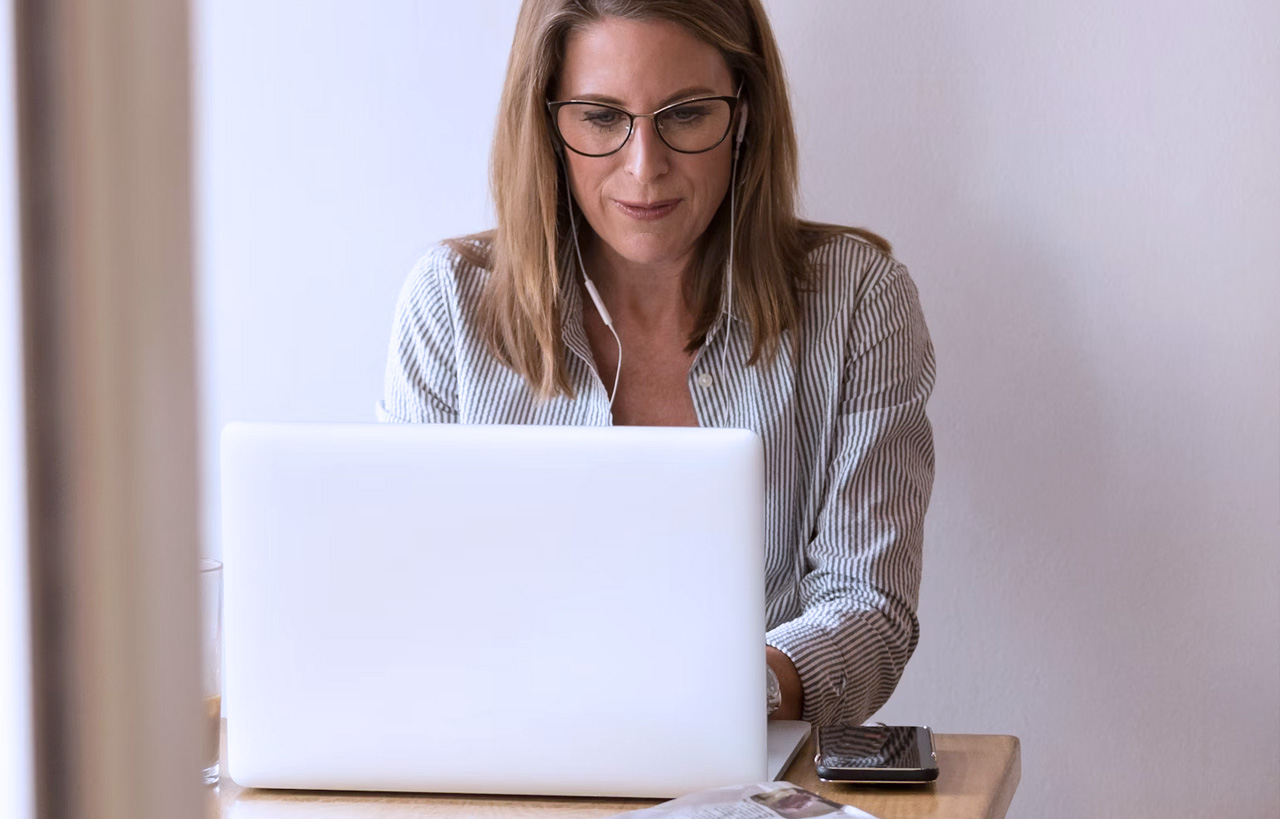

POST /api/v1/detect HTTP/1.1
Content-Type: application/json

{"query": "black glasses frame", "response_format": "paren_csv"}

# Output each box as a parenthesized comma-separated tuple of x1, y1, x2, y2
(547, 95, 741, 157)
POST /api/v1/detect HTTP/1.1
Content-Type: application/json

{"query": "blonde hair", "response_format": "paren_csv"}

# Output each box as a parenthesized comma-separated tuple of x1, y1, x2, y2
(451, 0, 890, 399)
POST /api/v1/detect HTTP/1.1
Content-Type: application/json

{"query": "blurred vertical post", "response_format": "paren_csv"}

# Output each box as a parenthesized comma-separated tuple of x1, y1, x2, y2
(14, 0, 202, 817)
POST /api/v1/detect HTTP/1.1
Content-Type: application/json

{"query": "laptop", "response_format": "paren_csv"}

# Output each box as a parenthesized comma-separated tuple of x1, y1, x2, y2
(221, 422, 811, 798)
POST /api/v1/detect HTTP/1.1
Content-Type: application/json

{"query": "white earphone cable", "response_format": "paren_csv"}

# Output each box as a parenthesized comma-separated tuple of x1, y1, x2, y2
(722, 139, 742, 372)
(721, 99, 747, 372)
(563, 161, 622, 410)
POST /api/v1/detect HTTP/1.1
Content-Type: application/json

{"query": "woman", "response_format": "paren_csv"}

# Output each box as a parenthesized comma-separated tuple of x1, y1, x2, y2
(378, 0, 935, 727)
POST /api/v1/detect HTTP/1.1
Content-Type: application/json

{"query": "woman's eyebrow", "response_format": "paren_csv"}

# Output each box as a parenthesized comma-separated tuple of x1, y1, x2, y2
(567, 86, 720, 107)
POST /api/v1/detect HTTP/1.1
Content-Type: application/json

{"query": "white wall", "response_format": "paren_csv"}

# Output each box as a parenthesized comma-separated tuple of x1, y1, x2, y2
(194, 0, 514, 556)
(781, 4, 1280, 818)
(195, 2, 1280, 817)
(0, 0, 33, 815)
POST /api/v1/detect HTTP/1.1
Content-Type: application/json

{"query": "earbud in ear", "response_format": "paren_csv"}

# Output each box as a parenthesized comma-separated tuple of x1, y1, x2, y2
(735, 102, 749, 146)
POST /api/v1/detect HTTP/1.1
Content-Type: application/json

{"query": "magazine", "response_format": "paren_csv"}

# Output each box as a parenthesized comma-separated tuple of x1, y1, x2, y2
(602, 781, 880, 819)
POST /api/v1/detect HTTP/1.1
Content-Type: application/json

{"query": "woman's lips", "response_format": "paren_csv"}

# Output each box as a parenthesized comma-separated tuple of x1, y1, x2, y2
(614, 199, 680, 221)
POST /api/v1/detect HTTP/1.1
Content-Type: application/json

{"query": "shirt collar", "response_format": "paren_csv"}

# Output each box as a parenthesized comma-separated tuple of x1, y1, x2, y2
(558, 269, 595, 367)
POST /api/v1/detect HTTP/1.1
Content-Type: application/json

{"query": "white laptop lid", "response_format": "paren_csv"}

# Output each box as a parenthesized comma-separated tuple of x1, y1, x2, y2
(221, 422, 769, 798)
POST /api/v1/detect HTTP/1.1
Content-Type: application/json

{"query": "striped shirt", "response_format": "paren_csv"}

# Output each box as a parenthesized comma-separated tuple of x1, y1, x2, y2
(377, 233, 936, 726)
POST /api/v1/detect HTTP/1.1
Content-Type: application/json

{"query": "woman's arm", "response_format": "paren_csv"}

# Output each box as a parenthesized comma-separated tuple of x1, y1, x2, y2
(767, 262, 936, 726)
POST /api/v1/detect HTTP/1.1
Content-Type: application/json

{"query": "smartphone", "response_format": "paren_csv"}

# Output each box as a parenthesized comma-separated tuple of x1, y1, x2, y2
(814, 724, 939, 783)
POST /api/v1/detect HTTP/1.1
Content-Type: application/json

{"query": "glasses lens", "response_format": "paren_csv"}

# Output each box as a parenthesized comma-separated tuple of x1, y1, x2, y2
(556, 103, 631, 156)
(656, 99, 732, 152)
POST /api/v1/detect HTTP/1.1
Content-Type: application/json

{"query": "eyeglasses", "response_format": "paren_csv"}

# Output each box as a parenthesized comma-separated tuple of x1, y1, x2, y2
(547, 95, 739, 157)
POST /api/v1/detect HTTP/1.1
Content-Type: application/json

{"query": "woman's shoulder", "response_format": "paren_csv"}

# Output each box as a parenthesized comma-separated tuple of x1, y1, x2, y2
(440, 231, 496, 277)
(397, 232, 495, 311)
(799, 224, 916, 313)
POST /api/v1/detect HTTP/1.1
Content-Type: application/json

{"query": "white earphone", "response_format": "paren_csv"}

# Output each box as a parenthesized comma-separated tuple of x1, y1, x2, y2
(721, 99, 748, 370)
(562, 159, 623, 408)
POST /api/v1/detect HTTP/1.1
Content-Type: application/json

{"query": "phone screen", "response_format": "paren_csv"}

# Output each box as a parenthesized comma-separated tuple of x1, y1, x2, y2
(818, 725, 928, 770)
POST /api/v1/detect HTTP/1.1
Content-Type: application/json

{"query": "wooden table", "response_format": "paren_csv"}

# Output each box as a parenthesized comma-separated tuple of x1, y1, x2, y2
(209, 721, 1020, 819)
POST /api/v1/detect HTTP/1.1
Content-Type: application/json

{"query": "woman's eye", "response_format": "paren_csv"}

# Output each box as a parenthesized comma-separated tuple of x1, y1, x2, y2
(582, 108, 624, 128)
(665, 105, 710, 124)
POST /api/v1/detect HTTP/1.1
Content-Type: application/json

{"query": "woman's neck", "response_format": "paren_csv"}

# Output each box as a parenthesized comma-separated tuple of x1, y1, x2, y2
(582, 236, 696, 330)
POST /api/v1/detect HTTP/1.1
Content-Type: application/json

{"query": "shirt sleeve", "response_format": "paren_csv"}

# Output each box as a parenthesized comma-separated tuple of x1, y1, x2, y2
(376, 248, 461, 424)
(766, 262, 936, 726)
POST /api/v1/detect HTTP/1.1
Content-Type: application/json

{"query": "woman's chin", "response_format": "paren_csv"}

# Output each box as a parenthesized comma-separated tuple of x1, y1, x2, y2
(598, 232, 696, 272)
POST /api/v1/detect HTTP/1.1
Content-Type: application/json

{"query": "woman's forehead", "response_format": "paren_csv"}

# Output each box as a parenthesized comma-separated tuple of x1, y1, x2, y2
(557, 16, 734, 106)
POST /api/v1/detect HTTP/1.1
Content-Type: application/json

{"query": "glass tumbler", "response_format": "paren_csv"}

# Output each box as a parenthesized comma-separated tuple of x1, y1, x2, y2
(200, 559, 223, 784)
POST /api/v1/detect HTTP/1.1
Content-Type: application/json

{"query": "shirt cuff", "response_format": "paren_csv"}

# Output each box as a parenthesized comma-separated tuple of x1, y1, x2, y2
(766, 617, 849, 727)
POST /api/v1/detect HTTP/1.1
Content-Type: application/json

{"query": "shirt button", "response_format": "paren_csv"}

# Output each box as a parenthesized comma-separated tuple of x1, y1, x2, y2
(697, 372, 714, 388)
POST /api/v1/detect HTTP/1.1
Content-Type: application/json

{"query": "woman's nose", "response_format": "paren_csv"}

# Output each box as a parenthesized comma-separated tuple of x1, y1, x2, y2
(623, 117, 670, 182)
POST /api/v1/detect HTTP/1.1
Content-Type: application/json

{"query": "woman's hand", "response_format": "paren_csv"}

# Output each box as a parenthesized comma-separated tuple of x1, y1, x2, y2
(766, 646, 804, 720)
